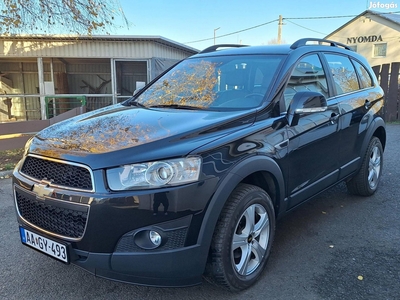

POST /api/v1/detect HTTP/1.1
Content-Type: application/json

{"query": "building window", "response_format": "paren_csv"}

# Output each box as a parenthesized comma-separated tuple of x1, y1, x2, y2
(373, 43, 387, 57)
(348, 45, 357, 52)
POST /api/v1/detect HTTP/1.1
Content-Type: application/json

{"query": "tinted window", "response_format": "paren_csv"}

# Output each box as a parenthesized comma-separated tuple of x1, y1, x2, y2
(284, 54, 328, 110)
(324, 54, 359, 95)
(352, 59, 373, 89)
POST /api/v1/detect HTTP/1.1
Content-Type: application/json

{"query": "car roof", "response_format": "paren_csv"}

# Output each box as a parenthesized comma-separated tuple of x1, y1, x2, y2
(193, 44, 292, 57)
(192, 38, 356, 58)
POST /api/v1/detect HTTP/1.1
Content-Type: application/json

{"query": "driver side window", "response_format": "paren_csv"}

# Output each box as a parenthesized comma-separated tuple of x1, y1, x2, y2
(284, 54, 328, 110)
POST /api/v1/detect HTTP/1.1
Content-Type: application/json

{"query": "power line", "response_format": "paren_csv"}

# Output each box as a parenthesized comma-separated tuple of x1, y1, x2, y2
(284, 14, 358, 20)
(184, 12, 400, 45)
(284, 19, 328, 36)
(284, 11, 400, 37)
(285, 11, 400, 20)
(185, 19, 278, 44)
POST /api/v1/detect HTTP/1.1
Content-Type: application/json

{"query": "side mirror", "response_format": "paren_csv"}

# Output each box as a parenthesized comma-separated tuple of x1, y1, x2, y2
(287, 91, 327, 126)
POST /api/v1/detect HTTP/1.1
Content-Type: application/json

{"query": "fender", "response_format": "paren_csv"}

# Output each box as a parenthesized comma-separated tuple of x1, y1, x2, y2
(359, 116, 386, 162)
(195, 155, 285, 263)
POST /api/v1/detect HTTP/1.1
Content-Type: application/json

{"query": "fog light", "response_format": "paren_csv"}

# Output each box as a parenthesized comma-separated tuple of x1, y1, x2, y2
(149, 230, 162, 247)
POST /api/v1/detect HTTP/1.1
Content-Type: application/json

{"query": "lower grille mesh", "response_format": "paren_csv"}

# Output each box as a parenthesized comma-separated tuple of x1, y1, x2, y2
(16, 190, 88, 239)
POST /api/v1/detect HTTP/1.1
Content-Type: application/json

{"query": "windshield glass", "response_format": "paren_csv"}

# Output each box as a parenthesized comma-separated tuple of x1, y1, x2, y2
(135, 55, 283, 110)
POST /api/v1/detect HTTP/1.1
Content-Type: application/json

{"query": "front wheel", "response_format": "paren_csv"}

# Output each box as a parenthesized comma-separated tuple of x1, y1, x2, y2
(346, 137, 383, 196)
(210, 183, 275, 291)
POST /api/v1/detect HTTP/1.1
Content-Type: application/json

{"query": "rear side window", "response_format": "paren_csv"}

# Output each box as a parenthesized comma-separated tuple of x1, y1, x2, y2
(352, 59, 373, 89)
(324, 54, 359, 95)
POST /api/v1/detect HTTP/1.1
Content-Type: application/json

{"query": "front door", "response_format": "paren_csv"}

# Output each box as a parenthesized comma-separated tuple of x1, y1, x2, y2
(283, 54, 340, 209)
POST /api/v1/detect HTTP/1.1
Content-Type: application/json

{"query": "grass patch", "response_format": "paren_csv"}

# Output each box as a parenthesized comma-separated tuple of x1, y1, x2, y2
(0, 148, 24, 171)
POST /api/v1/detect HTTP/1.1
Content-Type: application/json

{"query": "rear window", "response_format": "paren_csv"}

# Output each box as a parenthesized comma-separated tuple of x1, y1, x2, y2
(352, 59, 374, 89)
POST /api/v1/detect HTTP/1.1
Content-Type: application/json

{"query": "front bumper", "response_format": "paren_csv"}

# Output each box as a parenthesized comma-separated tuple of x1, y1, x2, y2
(13, 167, 217, 287)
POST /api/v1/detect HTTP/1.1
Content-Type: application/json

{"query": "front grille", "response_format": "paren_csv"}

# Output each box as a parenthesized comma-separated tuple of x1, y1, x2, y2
(16, 190, 88, 239)
(21, 155, 93, 191)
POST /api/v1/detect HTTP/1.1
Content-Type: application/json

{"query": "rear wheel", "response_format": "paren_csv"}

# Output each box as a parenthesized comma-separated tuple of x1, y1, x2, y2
(210, 183, 275, 291)
(346, 137, 383, 196)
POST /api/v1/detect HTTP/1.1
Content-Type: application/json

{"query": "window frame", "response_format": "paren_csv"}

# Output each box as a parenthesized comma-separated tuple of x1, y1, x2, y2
(323, 53, 360, 96)
(373, 43, 387, 58)
(351, 59, 374, 90)
(282, 53, 329, 111)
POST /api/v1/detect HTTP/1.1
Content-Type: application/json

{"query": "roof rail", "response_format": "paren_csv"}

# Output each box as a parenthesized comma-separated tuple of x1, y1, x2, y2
(199, 44, 248, 54)
(290, 38, 352, 51)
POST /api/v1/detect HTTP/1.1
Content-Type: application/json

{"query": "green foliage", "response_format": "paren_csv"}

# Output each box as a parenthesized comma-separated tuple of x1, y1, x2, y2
(0, 148, 24, 171)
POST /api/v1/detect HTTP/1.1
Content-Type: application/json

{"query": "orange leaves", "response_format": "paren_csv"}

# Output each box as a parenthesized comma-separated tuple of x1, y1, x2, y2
(140, 60, 219, 109)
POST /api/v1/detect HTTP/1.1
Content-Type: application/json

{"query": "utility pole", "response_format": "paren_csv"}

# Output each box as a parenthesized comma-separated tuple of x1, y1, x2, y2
(278, 15, 283, 44)
(214, 27, 220, 45)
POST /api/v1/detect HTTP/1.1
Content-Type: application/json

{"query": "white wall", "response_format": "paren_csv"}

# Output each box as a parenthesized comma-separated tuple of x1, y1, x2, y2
(327, 12, 400, 67)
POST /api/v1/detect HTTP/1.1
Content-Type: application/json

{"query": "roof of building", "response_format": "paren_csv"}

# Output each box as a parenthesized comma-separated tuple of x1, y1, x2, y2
(326, 10, 400, 38)
(0, 35, 199, 54)
(376, 10, 400, 24)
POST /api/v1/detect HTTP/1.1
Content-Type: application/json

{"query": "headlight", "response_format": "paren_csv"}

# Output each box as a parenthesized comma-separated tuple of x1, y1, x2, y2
(106, 156, 202, 190)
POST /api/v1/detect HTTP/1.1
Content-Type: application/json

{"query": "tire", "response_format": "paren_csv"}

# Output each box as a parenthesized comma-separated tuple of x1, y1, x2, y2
(210, 183, 275, 291)
(346, 137, 383, 196)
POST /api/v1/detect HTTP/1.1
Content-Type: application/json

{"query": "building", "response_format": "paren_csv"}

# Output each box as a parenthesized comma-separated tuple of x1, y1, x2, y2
(0, 35, 198, 122)
(326, 10, 400, 122)
(326, 10, 400, 67)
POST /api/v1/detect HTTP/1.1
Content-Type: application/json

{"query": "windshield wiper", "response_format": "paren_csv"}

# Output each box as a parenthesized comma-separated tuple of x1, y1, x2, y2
(123, 97, 147, 108)
(147, 104, 205, 110)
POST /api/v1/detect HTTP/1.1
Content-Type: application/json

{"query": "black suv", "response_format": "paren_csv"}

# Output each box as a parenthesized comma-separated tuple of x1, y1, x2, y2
(13, 38, 386, 291)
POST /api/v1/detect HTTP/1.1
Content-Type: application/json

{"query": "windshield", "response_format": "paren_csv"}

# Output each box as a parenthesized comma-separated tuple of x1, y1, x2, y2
(135, 55, 283, 110)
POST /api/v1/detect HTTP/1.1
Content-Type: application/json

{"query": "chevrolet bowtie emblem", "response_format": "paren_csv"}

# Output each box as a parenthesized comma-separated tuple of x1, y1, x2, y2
(32, 180, 54, 200)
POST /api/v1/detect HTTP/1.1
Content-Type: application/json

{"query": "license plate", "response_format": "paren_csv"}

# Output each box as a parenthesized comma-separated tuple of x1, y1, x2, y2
(19, 227, 69, 263)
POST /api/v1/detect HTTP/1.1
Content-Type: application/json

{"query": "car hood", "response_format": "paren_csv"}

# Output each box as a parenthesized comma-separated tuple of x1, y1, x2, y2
(28, 104, 255, 168)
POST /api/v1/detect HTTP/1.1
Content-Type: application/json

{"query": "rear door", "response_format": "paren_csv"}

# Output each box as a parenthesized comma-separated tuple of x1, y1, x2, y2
(322, 53, 380, 179)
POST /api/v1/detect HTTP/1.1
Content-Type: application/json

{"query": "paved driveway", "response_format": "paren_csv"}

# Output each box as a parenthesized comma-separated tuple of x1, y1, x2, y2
(1, 124, 399, 300)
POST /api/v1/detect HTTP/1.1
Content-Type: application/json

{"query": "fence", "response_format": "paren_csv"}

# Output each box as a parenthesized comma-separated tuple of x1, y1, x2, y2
(0, 106, 86, 151)
(372, 63, 400, 122)
(1, 64, 399, 151)
(45, 96, 86, 119)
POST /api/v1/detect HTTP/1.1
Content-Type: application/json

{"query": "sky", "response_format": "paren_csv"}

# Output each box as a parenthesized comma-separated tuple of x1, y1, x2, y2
(115, 0, 400, 50)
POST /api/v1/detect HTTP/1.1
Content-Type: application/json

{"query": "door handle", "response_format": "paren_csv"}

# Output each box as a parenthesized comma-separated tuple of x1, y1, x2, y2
(365, 100, 372, 110)
(330, 113, 339, 125)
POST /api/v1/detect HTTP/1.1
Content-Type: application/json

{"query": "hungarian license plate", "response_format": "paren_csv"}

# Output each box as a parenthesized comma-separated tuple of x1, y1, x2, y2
(19, 227, 69, 263)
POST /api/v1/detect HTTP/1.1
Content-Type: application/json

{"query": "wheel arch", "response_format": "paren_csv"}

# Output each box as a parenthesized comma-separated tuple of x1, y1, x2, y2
(361, 116, 386, 157)
(196, 155, 285, 266)
(372, 118, 386, 151)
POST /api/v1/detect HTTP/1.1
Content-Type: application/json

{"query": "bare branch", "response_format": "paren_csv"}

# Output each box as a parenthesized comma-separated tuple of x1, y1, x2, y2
(0, 0, 128, 35)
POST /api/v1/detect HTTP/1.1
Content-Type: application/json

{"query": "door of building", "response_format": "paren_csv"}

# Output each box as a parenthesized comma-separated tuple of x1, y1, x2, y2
(113, 60, 149, 103)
